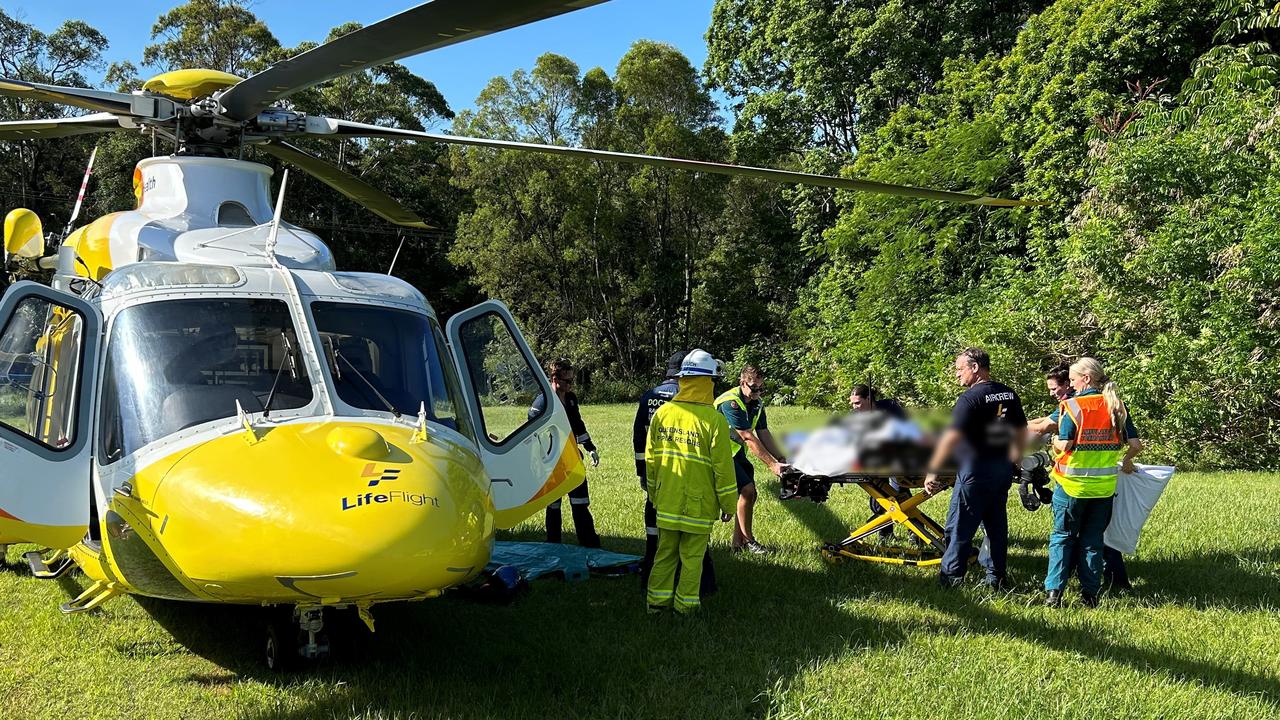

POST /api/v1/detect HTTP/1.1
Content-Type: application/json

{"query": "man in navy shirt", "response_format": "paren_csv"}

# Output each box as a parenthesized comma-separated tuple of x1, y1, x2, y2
(633, 350, 716, 592)
(924, 347, 1027, 588)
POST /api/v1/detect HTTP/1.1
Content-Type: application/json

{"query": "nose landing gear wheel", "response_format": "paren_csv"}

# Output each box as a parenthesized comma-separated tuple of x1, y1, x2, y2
(264, 606, 332, 672)
(265, 619, 296, 672)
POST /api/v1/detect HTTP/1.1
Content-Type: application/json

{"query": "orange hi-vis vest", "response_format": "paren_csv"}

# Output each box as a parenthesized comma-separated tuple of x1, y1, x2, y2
(1051, 393, 1124, 498)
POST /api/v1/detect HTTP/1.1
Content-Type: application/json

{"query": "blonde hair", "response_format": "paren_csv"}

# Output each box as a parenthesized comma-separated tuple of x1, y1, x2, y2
(1071, 357, 1127, 430)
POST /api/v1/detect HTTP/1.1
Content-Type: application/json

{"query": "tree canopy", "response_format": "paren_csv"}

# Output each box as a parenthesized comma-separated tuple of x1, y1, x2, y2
(2, 0, 1279, 467)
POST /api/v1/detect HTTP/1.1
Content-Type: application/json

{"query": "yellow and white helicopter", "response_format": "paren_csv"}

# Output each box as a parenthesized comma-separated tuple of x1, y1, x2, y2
(0, 0, 1033, 669)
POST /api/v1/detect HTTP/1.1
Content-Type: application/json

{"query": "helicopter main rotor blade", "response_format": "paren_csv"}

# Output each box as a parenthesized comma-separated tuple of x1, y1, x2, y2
(0, 77, 175, 119)
(315, 120, 1044, 207)
(0, 113, 125, 140)
(257, 140, 433, 229)
(218, 0, 609, 122)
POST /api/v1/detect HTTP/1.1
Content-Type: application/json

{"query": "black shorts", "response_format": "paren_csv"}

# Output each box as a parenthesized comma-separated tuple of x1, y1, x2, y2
(733, 452, 755, 491)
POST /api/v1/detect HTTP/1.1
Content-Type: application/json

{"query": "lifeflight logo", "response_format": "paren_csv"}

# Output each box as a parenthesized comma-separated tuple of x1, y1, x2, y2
(341, 490, 440, 511)
(342, 464, 439, 511)
(362, 462, 401, 487)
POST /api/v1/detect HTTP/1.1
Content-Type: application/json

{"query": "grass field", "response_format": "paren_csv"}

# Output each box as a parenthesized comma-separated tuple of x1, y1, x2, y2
(2, 404, 1278, 720)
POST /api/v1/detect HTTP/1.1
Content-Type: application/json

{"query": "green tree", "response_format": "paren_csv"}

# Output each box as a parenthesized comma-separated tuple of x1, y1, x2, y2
(142, 0, 278, 76)
(0, 10, 109, 227)
(451, 45, 769, 386)
(785, 0, 1280, 468)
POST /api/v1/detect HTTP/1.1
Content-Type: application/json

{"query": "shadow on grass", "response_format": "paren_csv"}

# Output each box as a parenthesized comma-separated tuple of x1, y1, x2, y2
(1118, 548, 1280, 610)
(117, 526, 1280, 720)
(923, 587, 1280, 707)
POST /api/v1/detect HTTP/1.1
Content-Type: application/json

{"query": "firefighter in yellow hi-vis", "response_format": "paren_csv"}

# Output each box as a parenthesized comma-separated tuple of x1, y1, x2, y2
(645, 349, 738, 613)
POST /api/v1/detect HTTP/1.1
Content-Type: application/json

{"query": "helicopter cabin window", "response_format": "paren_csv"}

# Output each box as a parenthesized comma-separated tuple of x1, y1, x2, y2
(98, 299, 311, 463)
(312, 302, 472, 440)
(0, 296, 88, 451)
(453, 311, 547, 445)
(217, 201, 255, 227)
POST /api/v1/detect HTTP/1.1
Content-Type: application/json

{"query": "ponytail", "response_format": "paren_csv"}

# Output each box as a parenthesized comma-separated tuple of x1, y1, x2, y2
(1102, 380, 1127, 431)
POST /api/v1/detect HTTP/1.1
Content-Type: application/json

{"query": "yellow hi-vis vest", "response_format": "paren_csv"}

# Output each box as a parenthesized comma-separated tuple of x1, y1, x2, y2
(647, 377, 739, 534)
(1051, 393, 1124, 498)
(715, 387, 763, 457)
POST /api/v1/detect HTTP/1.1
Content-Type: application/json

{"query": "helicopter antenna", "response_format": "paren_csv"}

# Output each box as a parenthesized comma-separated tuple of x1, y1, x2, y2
(63, 144, 98, 239)
(387, 232, 406, 276)
(265, 169, 289, 266)
(260, 168, 335, 418)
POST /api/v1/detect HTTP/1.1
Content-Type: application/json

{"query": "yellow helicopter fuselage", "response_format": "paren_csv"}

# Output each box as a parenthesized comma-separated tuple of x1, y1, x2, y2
(0, 155, 584, 618)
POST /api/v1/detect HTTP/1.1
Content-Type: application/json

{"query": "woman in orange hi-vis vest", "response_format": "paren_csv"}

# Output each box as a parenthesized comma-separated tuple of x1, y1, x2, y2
(1045, 358, 1143, 609)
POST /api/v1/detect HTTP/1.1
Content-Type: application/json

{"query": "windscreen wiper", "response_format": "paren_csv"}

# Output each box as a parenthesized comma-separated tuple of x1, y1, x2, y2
(332, 345, 401, 418)
(262, 331, 298, 418)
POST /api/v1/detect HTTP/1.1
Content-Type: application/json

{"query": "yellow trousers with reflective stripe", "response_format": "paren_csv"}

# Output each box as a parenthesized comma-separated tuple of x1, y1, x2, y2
(647, 528, 710, 613)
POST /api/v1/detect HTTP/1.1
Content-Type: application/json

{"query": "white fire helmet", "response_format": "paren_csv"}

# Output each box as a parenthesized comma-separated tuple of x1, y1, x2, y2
(677, 349, 724, 378)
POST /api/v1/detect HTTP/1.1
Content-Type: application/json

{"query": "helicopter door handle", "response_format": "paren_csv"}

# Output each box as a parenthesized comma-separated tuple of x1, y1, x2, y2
(542, 427, 558, 462)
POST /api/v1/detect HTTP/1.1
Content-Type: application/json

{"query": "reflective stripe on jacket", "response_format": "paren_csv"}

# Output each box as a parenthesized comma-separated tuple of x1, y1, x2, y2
(714, 387, 762, 457)
(647, 377, 738, 533)
(1051, 393, 1124, 498)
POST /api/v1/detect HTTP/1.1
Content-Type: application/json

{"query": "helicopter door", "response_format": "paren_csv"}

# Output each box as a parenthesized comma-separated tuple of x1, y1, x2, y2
(0, 281, 101, 549)
(446, 300, 584, 529)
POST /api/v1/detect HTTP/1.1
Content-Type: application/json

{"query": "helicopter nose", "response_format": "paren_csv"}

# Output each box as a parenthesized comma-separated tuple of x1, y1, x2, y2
(145, 422, 494, 603)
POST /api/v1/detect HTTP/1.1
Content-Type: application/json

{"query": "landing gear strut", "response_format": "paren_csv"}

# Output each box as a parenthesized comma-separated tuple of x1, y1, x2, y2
(264, 605, 331, 671)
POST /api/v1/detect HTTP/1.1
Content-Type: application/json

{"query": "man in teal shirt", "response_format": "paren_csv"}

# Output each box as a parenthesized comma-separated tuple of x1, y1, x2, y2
(716, 365, 787, 554)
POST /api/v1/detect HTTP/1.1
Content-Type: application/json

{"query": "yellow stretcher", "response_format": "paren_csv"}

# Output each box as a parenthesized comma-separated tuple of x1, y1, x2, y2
(782, 470, 954, 567)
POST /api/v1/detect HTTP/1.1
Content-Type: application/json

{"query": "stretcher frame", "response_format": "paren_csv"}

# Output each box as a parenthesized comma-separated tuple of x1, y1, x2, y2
(786, 471, 954, 567)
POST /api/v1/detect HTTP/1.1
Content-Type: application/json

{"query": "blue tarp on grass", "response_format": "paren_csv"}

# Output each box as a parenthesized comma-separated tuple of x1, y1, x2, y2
(485, 542, 641, 583)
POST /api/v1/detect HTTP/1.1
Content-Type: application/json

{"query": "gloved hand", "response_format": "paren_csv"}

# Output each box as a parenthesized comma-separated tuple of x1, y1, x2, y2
(589, 449, 600, 467)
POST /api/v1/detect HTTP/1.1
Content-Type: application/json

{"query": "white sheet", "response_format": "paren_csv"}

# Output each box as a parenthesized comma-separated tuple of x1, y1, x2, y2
(1104, 463, 1176, 554)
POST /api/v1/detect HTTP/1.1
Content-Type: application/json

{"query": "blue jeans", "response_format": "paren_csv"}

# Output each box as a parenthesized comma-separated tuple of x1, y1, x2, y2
(940, 459, 1012, 582)
(1046, 485, 1114, 595)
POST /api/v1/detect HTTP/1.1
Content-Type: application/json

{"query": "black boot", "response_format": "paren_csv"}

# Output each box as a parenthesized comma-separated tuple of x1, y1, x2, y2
(546, 505, 563, 544)
(1046, 589, 1063, 608)
(1081, 592, 1100, 609)
(700, 549, 718, 596)
(571, 504, 600, 548)
(640, 533, 658, 587)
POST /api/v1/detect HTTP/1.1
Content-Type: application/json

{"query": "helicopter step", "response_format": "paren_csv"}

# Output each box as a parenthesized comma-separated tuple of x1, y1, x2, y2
(25, 548, 74, 579)
(265, 605, 334, 672)
(60, 579, 122, 614)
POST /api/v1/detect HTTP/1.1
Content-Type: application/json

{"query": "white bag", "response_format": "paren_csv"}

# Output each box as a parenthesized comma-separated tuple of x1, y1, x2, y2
(1103, 463, 1175, 554)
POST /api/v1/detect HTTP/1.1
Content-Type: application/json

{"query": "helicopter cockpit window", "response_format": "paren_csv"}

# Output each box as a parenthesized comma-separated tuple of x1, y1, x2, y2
(98, 299, 311, 463)
(0, 296, 87, 451)
(217, 201, 255, 227)
(312, 302, 472, 440)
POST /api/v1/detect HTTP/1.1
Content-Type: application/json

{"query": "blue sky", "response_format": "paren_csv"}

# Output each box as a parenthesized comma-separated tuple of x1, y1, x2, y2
(6, 0, 722, 122)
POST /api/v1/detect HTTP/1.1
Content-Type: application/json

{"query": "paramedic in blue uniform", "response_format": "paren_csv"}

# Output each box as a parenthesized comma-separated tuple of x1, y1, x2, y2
(1026, 364, 1132, 591)
(924, 348, 1027, 588)
(530, 358, 601, 548)
(633, 350, 716, 592)
(717, 365, 787, 554)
